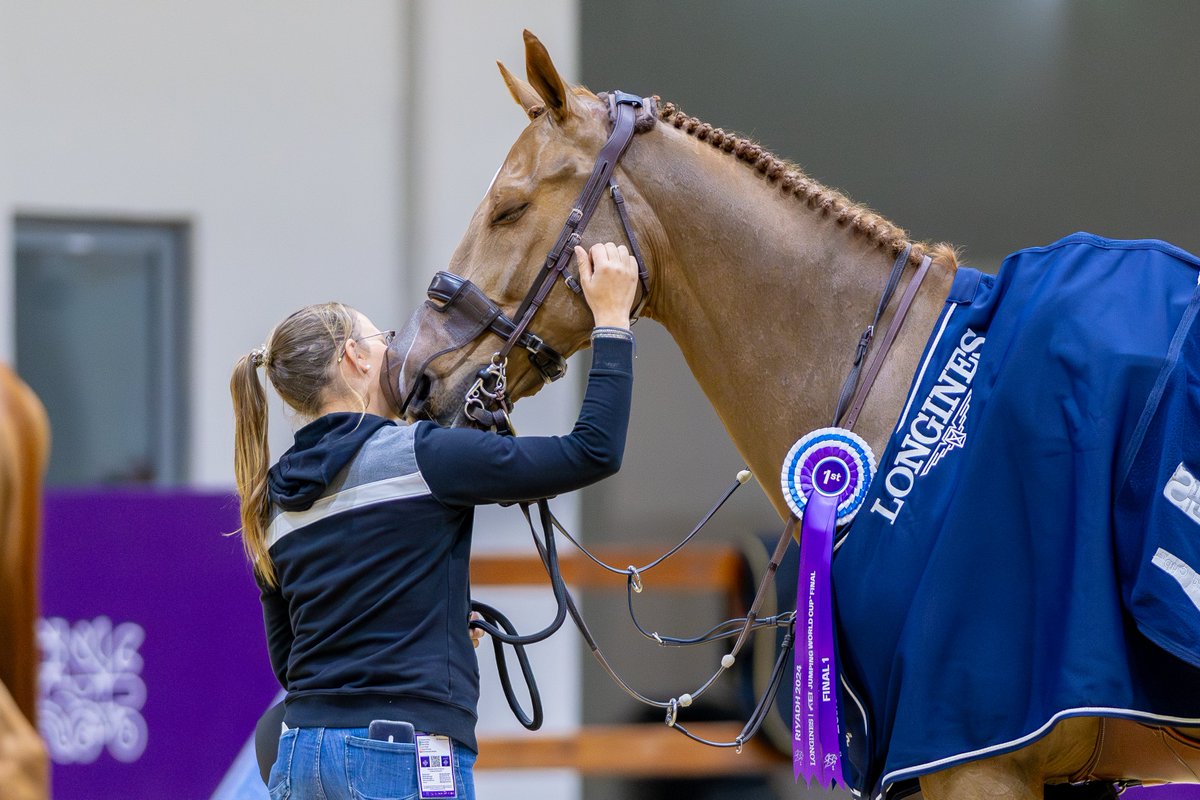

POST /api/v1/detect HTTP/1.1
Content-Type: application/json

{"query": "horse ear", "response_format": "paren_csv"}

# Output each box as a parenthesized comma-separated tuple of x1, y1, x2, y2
(523, 29, 578, 123)
(497, 61, 544, 120)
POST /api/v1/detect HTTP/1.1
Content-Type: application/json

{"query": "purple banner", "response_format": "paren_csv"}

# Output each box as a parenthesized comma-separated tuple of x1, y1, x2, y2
(793, 489, 843, 788)
(38, 490, 280, 799)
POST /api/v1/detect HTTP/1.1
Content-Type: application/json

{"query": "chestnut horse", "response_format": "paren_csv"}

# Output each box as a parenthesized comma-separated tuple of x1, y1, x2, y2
(393, 31, 1200, 800)
(0, 364, 50, 799)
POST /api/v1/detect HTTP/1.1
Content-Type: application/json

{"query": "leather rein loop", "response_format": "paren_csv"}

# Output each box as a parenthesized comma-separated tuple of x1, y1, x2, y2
(841, 252, 934, 430)
(476, 244, 938, 743)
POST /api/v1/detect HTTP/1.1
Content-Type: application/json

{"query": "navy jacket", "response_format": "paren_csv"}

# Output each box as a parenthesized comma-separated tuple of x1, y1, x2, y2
(259, 331, 633, 751)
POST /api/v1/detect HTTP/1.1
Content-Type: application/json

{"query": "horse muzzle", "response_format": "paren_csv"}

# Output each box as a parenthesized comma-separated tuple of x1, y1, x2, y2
(381, 303, 495, 426)
(380, 306, 438, 421)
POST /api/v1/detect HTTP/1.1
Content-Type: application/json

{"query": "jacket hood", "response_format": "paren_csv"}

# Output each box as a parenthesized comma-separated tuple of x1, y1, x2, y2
(268, 413, 394, 511)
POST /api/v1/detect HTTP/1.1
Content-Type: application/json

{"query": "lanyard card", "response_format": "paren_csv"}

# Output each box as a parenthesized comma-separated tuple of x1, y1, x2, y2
(416, 734, 456, 799)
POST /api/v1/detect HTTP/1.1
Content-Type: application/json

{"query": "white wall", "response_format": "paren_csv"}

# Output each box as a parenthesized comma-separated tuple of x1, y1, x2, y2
(0, 0, 408, 485)
(2, 1, 583, 797)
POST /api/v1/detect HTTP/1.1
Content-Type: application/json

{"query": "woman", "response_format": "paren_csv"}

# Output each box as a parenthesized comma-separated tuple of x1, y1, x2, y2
(230, 243, 638, 800)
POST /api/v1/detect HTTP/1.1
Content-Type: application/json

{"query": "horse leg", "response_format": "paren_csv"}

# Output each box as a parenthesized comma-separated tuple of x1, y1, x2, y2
(921, 762, 1046, 796)
(1080, 721, 1200, 784)
(919, 717, 1102, 800)
(920, 758, 1045, 800)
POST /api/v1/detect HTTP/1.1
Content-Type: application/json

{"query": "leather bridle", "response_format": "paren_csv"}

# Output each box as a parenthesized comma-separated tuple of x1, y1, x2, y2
(397, 91, 656, 431)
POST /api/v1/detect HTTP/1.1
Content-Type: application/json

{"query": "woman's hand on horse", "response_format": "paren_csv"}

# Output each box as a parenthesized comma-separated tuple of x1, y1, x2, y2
(575, 242, 639, 329)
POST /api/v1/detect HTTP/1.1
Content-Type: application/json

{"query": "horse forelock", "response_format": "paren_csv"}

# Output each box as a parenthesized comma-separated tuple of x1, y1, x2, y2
(656, 99, 958, 270)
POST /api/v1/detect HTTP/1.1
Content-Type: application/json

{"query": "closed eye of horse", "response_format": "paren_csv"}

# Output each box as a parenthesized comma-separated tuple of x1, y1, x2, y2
(489, 203, 529, 226)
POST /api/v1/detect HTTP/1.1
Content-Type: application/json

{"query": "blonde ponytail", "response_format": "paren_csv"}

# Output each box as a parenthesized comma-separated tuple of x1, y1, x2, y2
(229, 302, 360, 588)
(230, 351, 276, 587)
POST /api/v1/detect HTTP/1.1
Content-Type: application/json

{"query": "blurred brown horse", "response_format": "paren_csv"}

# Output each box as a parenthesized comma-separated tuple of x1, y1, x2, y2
(0, 365, 50, 800)
(394, 31, 1200, 800)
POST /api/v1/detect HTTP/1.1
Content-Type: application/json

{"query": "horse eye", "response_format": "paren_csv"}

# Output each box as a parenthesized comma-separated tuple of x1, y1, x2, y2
(490, 203, 530, 226)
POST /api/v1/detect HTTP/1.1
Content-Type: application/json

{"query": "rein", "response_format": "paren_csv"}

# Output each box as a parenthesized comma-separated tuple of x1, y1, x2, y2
(469, 243, 934, 747)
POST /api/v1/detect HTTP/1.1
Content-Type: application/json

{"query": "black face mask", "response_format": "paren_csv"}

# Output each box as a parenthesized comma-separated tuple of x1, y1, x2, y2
(380, 271, 568, 418)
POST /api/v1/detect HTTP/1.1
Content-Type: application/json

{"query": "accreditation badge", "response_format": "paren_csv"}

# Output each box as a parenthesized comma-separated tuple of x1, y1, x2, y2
(416, 734, 456, 798)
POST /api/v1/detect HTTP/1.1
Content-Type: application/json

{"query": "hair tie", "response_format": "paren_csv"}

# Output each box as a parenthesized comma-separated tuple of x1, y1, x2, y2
(250, 346, 268, 368)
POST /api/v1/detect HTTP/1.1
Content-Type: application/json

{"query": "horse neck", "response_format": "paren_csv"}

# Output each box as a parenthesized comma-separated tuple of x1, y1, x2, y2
(625, 127, 955, 519)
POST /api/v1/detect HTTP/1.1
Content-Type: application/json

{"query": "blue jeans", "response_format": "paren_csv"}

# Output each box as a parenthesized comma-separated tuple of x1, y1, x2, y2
(267, 727, 477, 800)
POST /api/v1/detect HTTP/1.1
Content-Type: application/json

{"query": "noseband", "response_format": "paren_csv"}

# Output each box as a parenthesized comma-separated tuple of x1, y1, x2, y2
(409, 91, 656, 430)
(426, 270, 569, 382)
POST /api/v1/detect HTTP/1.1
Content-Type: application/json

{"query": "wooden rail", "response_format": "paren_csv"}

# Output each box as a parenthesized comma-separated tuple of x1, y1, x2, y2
(475, 723, 786, 775)
(471, 546, 789, 774)
(469, 544, 743, 592)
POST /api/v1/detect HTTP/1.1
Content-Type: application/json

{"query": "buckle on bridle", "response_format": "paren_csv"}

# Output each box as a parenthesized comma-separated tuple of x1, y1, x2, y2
(523, 332, 546, 354)
(854, 325, 875, 365)
(528, 344, 567, 383)
(608, 91, 645, 111)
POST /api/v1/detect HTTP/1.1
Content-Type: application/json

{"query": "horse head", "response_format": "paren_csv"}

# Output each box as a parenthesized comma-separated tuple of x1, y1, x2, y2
(384, 30, 659, 428)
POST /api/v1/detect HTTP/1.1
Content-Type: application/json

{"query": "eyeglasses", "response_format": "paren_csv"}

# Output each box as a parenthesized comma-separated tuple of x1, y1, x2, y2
(339, 329, 396, 363)
(357, 330, 396, 346)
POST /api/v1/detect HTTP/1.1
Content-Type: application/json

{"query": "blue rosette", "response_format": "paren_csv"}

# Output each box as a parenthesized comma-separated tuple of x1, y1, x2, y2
(780, 427, 877, 525)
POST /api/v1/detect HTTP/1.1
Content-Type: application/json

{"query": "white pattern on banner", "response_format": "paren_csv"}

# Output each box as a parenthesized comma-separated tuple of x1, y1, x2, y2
(37, 616, 149, 764)
(1164, 462, 1200, 527)
(1151, 548, 1200, 613)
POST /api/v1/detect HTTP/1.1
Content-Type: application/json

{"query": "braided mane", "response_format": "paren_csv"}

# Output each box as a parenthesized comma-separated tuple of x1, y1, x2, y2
(656, 99, 957, 268)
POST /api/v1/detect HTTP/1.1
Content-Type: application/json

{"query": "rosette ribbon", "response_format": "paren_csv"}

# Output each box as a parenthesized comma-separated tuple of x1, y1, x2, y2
(781, 429, 876, 789)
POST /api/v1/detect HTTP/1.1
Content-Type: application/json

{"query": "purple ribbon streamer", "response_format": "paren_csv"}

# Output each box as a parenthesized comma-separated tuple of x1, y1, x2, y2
(793, 490, 845, 788)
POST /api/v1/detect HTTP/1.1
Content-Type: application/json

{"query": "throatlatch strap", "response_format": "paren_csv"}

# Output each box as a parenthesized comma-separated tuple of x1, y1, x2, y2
(609, 181, 652, 316)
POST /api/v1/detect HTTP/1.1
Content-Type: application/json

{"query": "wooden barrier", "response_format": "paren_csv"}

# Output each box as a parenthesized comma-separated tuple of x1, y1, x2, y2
(469, 545, 743, 592)
(476, 723, 784, 775)
(469, 545, 788, 774)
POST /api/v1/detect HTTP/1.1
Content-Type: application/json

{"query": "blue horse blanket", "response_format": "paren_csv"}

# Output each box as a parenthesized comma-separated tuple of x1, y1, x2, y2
(832, 233, 1200, 799)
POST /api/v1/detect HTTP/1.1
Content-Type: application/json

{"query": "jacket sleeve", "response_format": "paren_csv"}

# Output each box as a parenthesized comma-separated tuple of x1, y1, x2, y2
(414, 330, 634, 506)
(259, 581, 293, 688)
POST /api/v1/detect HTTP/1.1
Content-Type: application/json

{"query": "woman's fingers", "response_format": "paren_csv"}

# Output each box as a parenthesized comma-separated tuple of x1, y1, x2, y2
(577, 240, 639, 327)
(574, 245, 593, 287)
(469, 612, 485, 648)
